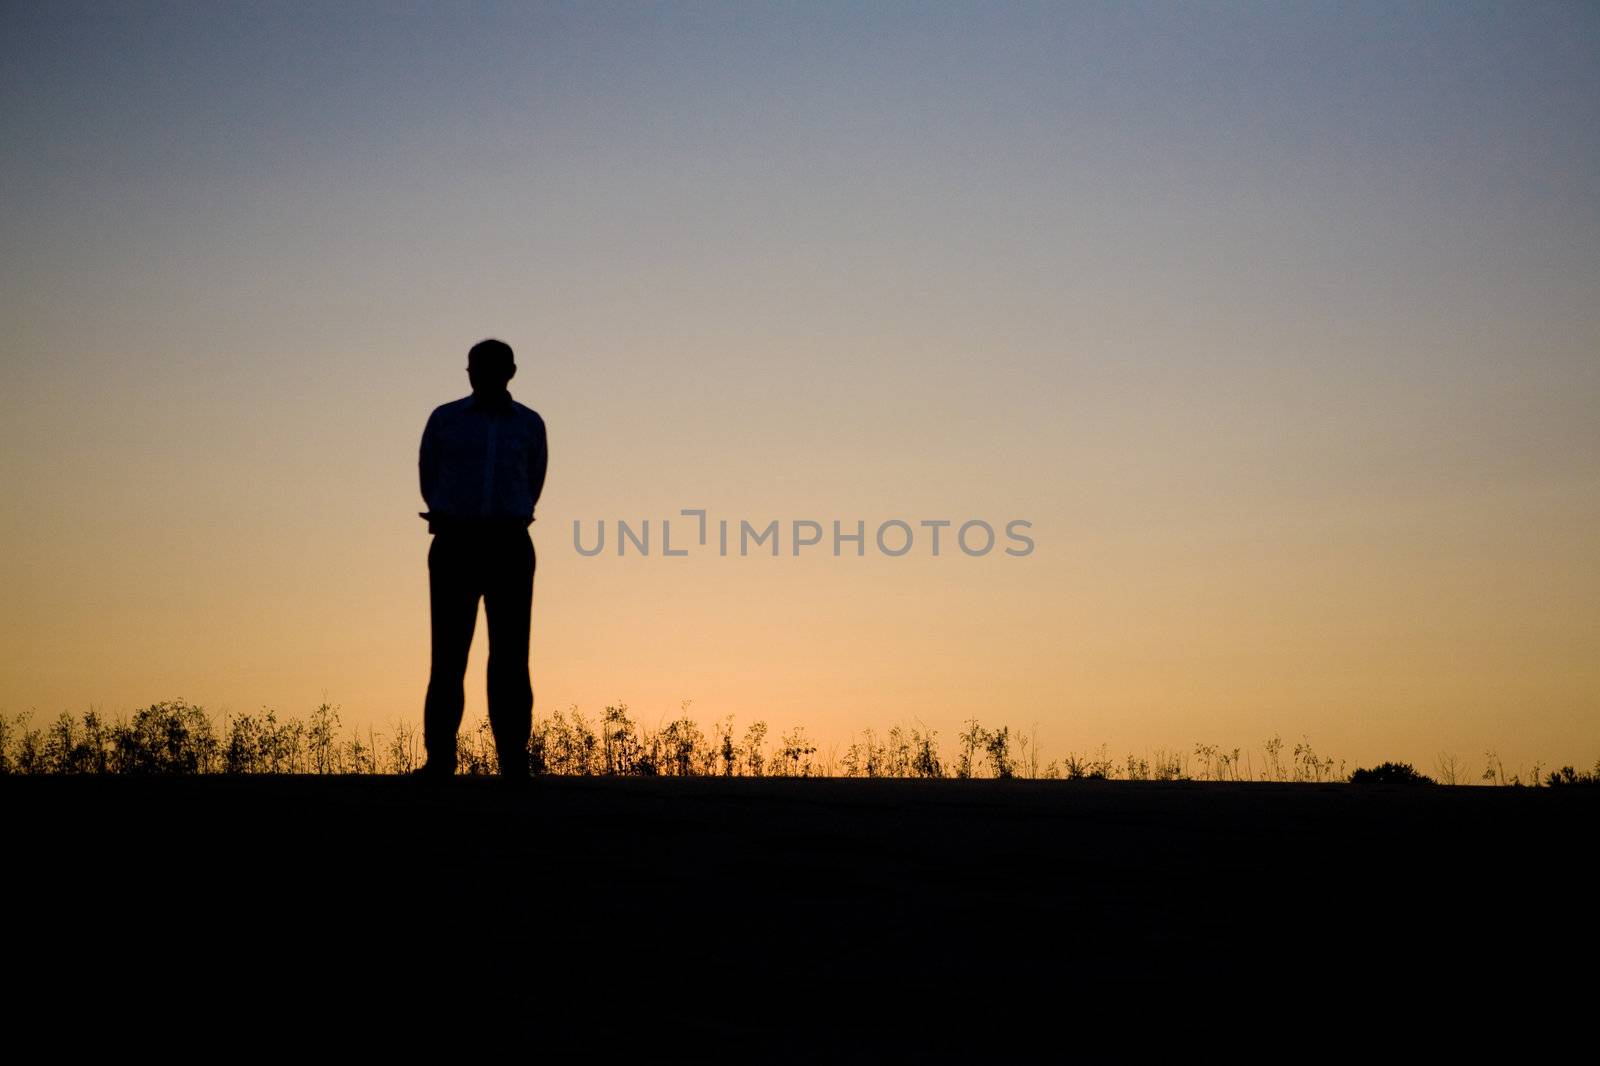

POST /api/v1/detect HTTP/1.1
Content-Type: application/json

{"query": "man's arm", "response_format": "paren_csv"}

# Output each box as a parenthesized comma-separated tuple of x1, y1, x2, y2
(528, 413, 548, 518)
(419, 411, 439, 512)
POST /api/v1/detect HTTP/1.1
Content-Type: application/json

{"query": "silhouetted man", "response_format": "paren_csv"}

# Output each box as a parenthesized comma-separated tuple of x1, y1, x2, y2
(415, 338, 548, 779)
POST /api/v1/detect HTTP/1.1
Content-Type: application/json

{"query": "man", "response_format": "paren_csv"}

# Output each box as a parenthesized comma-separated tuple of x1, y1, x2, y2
(415, 338, 548, 779)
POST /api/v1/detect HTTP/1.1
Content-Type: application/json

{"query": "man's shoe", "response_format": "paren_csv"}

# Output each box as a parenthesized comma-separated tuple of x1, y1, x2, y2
(497, 751, 530, 779)
(410, 761, 455, 780)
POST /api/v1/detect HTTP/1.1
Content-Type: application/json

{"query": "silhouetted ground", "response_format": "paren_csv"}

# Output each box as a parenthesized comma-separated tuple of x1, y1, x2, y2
(9, 776, 1593, 1050)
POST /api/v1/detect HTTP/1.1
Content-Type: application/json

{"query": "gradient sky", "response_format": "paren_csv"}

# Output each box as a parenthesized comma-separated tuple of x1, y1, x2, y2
(2, 1, 1596, 777)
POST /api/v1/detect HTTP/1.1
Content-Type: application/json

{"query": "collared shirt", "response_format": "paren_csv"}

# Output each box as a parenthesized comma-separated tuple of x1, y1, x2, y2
(419, 392, 548, 527)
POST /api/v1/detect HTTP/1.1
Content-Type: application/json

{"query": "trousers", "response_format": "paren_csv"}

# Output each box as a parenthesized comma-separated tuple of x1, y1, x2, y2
(423, 527, 535, 774)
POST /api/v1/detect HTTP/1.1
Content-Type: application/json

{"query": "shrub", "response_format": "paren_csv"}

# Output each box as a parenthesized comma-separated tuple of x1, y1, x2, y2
(1349, 762, 1435, 785)
(111, 700, 220, 774)
(1545, 762, 1600, 787)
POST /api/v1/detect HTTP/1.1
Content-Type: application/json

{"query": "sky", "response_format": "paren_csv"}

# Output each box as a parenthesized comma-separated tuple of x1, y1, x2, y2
(2, 1, 1596, 777)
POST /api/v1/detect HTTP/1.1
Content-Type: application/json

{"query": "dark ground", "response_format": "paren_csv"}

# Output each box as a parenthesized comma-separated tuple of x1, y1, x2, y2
(8, 776, 1594, 1049)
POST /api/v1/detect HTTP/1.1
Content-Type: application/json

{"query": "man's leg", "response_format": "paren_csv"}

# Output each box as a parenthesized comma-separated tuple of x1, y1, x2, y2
(422, 533, 480, 772)
(484, 531, 534, 776)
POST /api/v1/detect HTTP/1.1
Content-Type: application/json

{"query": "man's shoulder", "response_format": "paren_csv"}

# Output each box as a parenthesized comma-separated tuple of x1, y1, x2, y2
(427, 396, 475, 422)
(511, 400, 546, 431)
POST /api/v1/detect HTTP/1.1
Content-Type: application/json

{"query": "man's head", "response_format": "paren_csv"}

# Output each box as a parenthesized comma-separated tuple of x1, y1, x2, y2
(467, 338, 516, 395)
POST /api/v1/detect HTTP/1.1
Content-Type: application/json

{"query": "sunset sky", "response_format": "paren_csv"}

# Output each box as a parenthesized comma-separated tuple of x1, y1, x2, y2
(3, 2, 1595, 777)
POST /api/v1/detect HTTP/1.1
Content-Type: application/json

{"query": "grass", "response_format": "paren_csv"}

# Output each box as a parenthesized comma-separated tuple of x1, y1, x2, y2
(2, 699, 1594, 786)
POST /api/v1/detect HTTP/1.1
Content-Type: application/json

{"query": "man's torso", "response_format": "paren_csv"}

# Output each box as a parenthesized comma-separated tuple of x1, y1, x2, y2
(420, 394, 546, 528)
